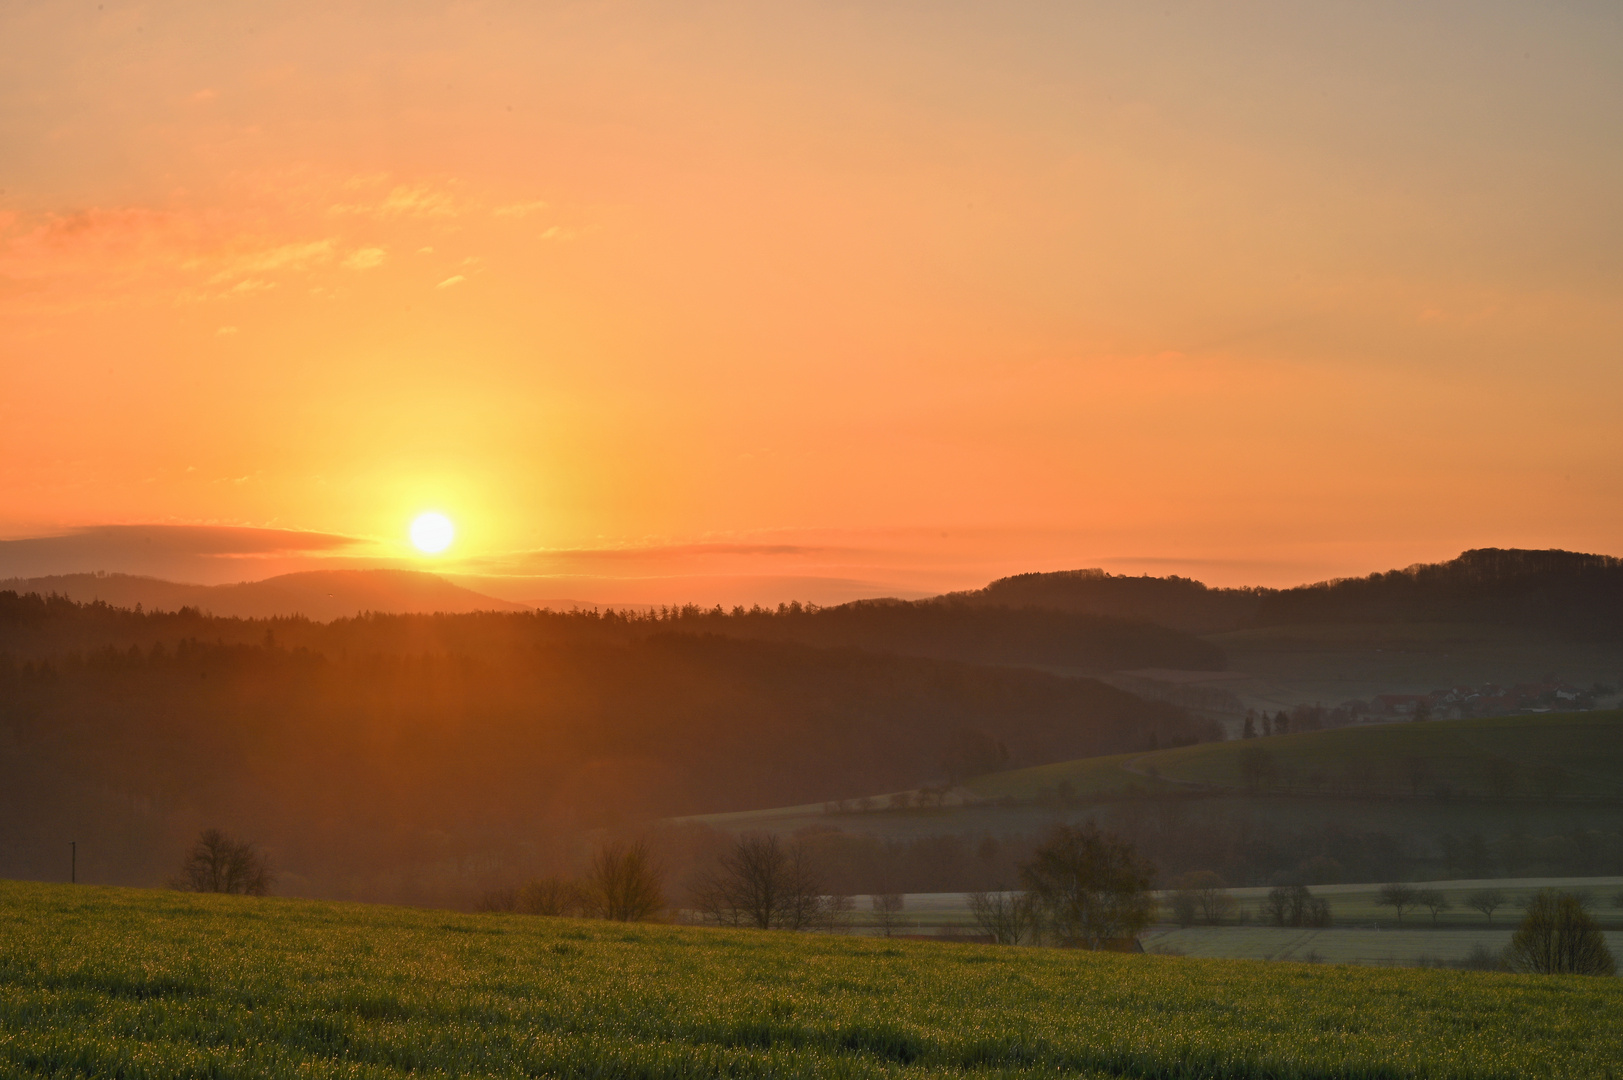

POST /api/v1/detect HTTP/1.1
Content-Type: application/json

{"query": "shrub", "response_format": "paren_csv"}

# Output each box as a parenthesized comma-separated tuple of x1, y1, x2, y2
(518, 876, 590, 917)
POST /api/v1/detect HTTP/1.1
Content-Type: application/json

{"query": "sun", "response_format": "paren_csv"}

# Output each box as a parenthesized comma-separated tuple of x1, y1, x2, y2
(409, 512, 456, 554)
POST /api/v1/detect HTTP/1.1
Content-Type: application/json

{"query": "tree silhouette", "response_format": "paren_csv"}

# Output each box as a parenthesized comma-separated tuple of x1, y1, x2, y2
(173, 828, 273, 896)
(584, 840, 664, 922)
(1020, 823, 1155, 949)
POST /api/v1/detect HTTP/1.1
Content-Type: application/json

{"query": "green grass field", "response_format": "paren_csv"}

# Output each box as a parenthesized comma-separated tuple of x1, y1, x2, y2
(3, 880, 1622, 1079)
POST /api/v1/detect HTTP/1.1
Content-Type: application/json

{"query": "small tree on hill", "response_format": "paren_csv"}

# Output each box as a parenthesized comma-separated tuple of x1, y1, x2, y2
(1417, 889, 1452, 925)
(1505, 890, 1615, 976)
(1466, 888, 1506, 925)
(1376, 883, 1419, 924)
(173, 828, 274, 896)
(870, 892, 904, 937)
(693, 833, 826, 930)
(584, 840, 664, 922)
(1239, 746, 1275, 793)
(1020, 823, 1155, 949)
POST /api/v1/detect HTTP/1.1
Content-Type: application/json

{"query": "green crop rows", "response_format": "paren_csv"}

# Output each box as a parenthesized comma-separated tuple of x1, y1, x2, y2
(2, 880, 1618, 1079)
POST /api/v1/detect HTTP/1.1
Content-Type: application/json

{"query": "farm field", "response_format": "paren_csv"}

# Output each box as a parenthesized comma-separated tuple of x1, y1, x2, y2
(834, 877, 1623, 939)
(3, 880, 1622, 1079)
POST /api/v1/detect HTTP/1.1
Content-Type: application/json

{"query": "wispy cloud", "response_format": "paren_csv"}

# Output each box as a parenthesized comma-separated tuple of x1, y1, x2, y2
(342, 246, 387, 270)
(0, 525, 362, 583)
(205, 239, 335, 282)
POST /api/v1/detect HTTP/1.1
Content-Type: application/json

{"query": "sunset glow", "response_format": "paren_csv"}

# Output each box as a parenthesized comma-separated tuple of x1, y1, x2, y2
(1, 3, 1620, 601)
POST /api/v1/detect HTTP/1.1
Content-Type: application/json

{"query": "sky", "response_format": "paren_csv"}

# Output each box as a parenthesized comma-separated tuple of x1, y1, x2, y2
(2, 1, 1621, 605)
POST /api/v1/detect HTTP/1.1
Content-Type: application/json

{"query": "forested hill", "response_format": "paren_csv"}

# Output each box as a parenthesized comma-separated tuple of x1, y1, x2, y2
(0, 595, 1213, 901)
(951, 548, 1623, 637)
(636, 599, 1223, 671)
(0, 587, 1221, 674)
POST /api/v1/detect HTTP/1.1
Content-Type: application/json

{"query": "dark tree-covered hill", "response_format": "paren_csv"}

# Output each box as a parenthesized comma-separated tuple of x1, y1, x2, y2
(0, 595, 1213, 901)
(951, 549, 1623, 638)
(641, 598, 1224, 671)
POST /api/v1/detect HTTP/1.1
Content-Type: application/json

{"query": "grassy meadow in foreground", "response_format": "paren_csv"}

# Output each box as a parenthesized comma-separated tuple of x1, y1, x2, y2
(2, 881, 1621, 1079)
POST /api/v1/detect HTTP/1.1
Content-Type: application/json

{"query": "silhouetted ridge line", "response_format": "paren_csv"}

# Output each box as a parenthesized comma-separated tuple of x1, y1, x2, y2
(947, 548, 1623, 637)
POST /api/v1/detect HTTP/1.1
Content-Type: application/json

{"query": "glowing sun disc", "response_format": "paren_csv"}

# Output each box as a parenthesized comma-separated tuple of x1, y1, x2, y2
(410, 512, 456, 554)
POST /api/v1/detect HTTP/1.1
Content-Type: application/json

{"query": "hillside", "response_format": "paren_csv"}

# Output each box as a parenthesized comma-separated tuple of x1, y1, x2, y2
(0, 595, 1210, 903)
(0, 568, 528, 621)
(971, 711, 1623, 802)
(953, 548, 1623, 638)
(691, 713, 1623, 891)
(4, 880, 1618, 1079)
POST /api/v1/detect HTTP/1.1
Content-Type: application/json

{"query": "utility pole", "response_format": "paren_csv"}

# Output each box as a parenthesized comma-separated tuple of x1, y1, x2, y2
(70, 840, 76, 884)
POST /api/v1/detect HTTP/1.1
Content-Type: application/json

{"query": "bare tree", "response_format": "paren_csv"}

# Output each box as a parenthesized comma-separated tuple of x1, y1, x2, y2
(1261, 884, 1331, 928)
(1170, 871, 1235, 926)
(1505, 891, 1615, 976)
(1466, 888, 1507, 925)
(1020, 823, 1156, 949)
(1417, 889, 1452, 925)
(693, 833, 826, 930)
(870, 892, 904, 937)
(967, 889, 1035, 945)
(173, 828, 274, 896)
(1376, 883, 1419, 924)
(583, 840, 664, 922)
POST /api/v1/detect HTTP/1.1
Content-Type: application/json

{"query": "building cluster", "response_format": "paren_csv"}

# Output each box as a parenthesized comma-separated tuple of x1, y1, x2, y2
(1366, 680, 1609, 721)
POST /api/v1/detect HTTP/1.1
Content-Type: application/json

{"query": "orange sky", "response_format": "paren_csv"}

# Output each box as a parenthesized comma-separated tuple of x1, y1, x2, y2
(3, 3, 1621, 603)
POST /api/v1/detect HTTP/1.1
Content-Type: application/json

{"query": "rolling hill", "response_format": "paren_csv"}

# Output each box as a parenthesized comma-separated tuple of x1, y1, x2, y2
(952, 548, 1623, 638)
(691, 712, 1623, 890)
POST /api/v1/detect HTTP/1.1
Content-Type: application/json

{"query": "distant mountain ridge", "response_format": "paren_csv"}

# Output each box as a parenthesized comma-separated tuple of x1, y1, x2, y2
(0, 569, 528, 622)
(950, 548, 1623, 637)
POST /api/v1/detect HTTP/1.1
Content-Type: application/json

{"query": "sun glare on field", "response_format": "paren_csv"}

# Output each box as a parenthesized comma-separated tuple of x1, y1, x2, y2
(410, 512, 456, 554)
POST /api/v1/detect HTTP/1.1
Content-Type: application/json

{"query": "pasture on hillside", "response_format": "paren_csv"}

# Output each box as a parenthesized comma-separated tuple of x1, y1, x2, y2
(2, 880, 1620, 1079)
(969, 711, 1623, 801)
(686, 715, 1623, 890)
